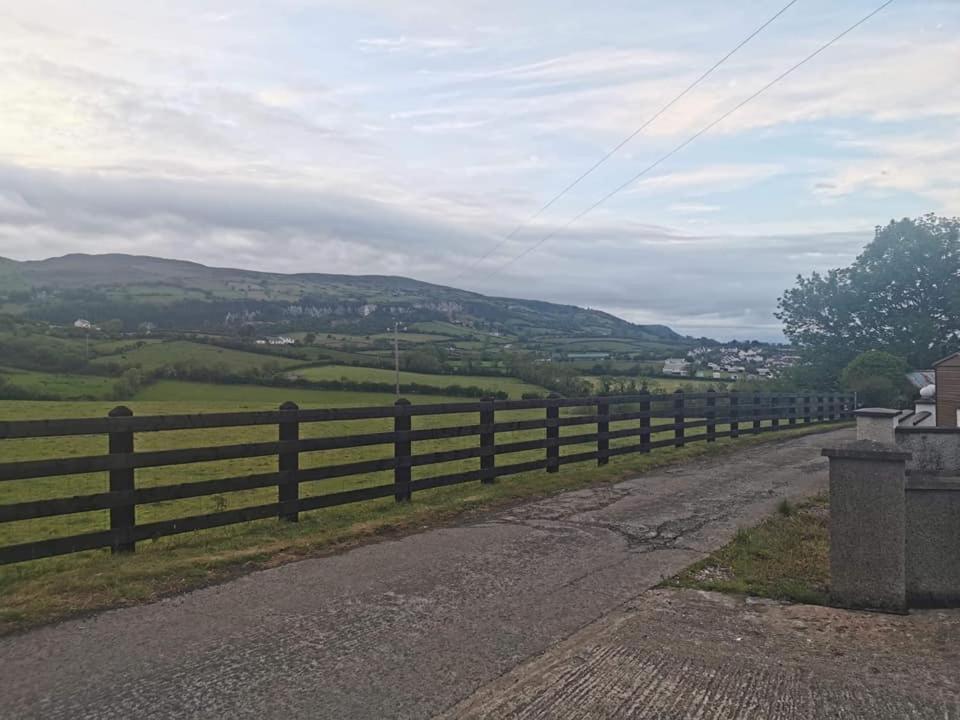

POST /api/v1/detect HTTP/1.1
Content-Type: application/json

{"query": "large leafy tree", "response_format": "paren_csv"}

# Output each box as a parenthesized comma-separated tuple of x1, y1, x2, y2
(777, 214, 960, 375)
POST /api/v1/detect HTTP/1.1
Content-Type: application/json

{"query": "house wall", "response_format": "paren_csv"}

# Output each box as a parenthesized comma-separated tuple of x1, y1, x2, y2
(935, 355, 960, 427)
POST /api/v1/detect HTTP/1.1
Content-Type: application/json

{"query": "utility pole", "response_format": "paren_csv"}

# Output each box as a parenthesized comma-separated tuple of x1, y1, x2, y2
(394, 321, 400, 397)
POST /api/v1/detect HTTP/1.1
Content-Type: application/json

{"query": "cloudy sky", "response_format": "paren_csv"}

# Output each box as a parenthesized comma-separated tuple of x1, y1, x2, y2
(0, 0, 957, 340)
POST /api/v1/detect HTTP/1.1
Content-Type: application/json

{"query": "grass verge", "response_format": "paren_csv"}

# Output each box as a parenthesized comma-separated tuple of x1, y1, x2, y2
(0, 422, 846, 634)
(663, 494, 830, 605)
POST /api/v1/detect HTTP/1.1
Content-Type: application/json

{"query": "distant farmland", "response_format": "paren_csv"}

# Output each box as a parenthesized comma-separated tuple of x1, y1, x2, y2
(132, 380, 458, 405)
(90, 340, 303, 372)
(295, 364, 545, 398)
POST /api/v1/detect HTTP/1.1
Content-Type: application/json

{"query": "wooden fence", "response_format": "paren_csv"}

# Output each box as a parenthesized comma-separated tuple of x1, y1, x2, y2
(0, 390, 854, 565)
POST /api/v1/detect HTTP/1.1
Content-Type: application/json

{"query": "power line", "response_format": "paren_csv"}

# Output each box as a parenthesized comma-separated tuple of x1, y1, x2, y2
(451, 0, 802, 281)
(491, 0, 896, 273)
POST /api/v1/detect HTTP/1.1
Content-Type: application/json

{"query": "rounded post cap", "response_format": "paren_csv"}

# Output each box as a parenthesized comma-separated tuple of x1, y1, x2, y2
(279, 401, 299, 410)
(108, 405, 133, 417)
(394, 398, 411, 406)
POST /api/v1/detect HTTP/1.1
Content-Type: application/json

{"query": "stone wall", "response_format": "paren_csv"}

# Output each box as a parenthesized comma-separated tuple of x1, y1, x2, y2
(905, 476, 960, 607)
(824, 440, 960, 610)
(896, 427, 960, 475)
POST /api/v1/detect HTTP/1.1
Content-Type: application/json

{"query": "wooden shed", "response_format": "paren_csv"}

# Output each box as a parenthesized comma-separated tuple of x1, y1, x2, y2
(934, 351, 960, 427)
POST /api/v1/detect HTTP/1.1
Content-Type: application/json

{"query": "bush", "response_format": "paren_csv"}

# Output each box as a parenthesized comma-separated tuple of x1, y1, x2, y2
(840, 350, 912, 408)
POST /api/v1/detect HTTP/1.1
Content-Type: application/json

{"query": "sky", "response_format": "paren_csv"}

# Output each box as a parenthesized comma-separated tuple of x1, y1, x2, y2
(0, 0, 957, 341)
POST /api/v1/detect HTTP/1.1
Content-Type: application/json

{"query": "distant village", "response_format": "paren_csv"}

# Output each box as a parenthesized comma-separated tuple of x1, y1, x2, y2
(662, 345, 800, 381)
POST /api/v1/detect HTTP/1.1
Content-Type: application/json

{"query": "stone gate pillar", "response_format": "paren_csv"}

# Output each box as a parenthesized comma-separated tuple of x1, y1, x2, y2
(822, 440, 911, 612)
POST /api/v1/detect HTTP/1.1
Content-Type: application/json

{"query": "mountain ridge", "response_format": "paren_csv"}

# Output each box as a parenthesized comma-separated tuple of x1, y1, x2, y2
(0, 253, 690, 343)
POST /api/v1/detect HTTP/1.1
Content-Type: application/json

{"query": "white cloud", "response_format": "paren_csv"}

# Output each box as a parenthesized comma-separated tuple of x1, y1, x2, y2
(668, 203, 721, 214)
(629, 164, 785, 196)
(357, 35, 476, 54)
(814, 130, 960, 209)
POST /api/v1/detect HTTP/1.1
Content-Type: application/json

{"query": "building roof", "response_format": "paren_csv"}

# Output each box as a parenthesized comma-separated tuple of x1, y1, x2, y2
(905, 370, 935, 388)
(933, 351, 960, 367)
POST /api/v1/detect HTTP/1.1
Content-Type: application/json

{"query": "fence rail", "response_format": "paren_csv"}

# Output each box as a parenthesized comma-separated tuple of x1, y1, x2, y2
(0, 390, 854, 565)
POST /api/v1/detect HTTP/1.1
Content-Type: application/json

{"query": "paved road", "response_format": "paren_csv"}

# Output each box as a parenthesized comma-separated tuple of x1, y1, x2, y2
(1, 429, 850, 719)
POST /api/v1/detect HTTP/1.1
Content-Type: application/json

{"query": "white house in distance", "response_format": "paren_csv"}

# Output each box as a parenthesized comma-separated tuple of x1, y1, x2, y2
(73, 318, 93, 329)
(662, 358, 690, 376)
(257, 335, 296, 346)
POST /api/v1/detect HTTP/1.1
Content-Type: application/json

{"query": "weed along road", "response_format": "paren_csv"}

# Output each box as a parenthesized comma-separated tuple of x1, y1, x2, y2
(1, 429, 850, 719)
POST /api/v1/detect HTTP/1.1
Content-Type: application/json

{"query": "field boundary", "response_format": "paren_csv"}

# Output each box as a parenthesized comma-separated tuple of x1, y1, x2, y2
(0, 390, 854, 565)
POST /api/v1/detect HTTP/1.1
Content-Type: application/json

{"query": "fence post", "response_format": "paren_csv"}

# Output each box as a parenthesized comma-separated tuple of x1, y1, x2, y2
(828, 393, 836, 421)
(730, 390, 739, 439)
(817, 394, 825, 423)
(394, 398, 412, 501)
(278, 401, 300, 522)
(639, 389, 651, 453)
(788, 393, 797, 426)
(753, 391, 762, 434)
(597, 394, 609, 466)
(480, 396, 496, 484)
(771, 394, 780, 431)
(803, 393, 812, 424)
(673, 389, 685, 448)
(546, 393, 560, 473)
(108, 406, 136, 554)
(706, 389, 716, 442)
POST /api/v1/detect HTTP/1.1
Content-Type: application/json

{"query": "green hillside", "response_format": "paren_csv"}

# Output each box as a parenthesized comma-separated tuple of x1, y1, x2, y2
(0, 254, 691, 348)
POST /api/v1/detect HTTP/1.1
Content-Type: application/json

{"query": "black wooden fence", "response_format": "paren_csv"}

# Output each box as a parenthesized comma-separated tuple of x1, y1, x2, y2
(0, 390, 854, 565)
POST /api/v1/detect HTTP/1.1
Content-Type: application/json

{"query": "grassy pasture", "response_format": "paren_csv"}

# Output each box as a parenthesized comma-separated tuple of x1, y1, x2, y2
(0, 392, 845, 632)
(579, 375, 726, 393)
(90, 340, 303, 372)
(408, 321, 481, 338)
(133, 380, 454, 405)
(0, 367, 117, 399)
(295, 364, 545, 398)
(367, 332, 449, 344)
(91, 338, 164, 354)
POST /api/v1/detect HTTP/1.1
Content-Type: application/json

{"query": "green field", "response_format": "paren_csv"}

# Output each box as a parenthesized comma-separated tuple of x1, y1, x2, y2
(91, 338, 164, 354)
(367, 332, 449, 344)
(295, 364, 545, 397)
(132, 380, 455, 405)
(580, 375, 726, 393)
(409, 321, 482, 338)
(0, 367, 117, 399)
(91, 340, 303, 372)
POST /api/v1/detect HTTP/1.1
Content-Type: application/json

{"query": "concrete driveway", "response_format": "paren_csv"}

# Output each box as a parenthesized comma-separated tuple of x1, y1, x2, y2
(1, 429, 850, 719)
(444, 588, 960, 719)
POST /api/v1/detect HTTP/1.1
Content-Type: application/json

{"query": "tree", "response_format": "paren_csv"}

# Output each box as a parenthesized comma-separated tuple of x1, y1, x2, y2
(100, 319, 124, 335)
(403, 348, 443, 374)
(303, 332, 317, 345)
(777, 214, 960, 376)
(840, 351, 912, 408)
